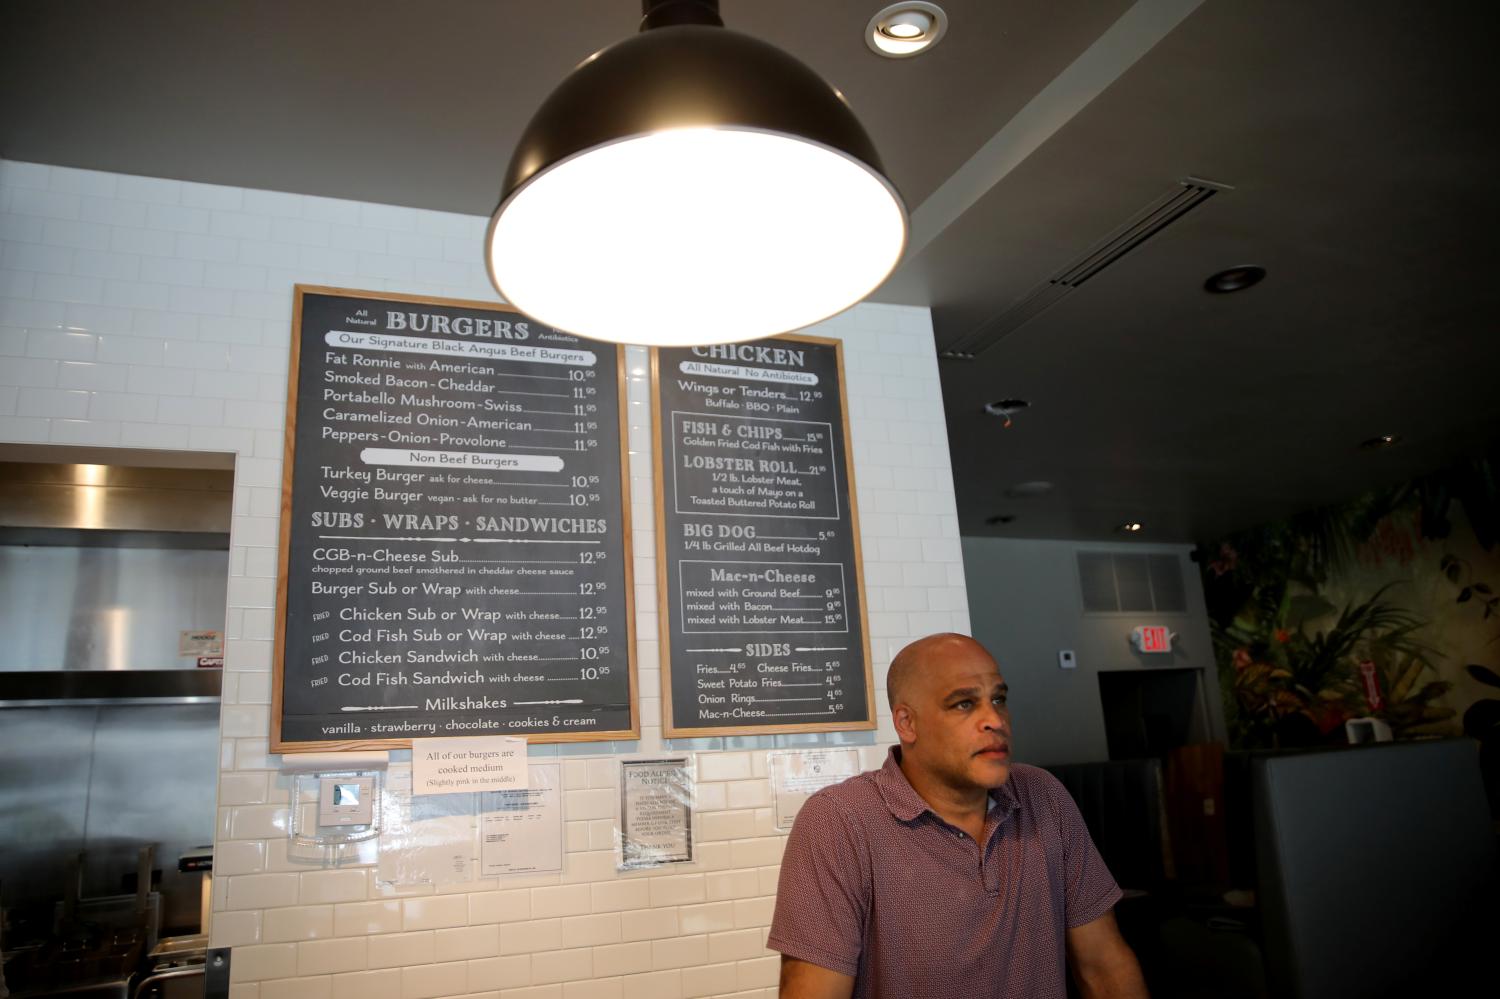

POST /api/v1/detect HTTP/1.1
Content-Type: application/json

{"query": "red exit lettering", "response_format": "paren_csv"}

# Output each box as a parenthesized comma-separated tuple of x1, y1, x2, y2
(1132, 626, 1172, 653)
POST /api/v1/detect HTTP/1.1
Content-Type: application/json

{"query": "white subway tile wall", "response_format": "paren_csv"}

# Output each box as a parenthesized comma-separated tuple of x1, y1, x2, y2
(0, 159, 969, 999)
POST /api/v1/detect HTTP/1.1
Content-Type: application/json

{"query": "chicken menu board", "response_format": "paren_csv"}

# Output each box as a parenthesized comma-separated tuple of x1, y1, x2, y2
(652, 335, 875, 737)
(272, 287, 637, 750)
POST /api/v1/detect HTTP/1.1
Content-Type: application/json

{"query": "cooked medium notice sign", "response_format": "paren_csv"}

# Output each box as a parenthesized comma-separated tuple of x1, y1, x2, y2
(272, 287, 637, 750)
(652, 335, 875, 737)
(412, 736, 527, 795)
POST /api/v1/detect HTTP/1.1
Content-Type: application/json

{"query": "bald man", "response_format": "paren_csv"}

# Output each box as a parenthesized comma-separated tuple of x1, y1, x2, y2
(768, 633, 1148, 999)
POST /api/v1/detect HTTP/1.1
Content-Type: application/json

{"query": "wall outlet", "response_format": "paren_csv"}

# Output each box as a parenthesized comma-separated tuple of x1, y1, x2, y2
(1058, 650, 1077, 669)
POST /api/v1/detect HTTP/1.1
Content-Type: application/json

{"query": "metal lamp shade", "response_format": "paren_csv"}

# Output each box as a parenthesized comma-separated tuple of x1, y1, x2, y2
(486, 24, 909, 346)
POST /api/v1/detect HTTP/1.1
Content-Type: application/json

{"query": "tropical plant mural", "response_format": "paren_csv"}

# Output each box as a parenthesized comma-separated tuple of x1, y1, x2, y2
(1200, 451, 1500, 809)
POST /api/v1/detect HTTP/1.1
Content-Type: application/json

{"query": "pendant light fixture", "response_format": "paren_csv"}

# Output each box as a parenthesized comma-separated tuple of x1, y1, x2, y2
(486, 0, 908, 347)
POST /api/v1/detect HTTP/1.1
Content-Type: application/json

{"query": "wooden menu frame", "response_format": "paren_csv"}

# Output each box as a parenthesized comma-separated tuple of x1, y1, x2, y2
(271, 285, 638, 751)
(651, 333, 876, 738)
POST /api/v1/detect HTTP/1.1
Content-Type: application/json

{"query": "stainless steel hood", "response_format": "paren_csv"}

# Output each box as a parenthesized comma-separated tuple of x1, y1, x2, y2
(0, 448, 228, 940)
(0, 457, 233, 673)
(0, 461, 233, 544)
(0, 668, 222, 705)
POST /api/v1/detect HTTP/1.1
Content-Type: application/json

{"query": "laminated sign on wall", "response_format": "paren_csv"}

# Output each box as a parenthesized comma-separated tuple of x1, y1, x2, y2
(769, 747, 862, 831)
(378, 762, 563, 886)
(618, 757, 694, 870)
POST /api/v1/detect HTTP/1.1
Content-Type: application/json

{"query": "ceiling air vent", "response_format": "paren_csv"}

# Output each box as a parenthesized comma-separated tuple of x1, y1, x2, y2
(1077, 552, 1187, 614)
(939, 177, 1230, 360)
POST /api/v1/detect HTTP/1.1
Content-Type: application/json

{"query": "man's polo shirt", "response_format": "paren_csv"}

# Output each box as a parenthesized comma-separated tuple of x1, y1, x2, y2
(767, 747, 1122, 998)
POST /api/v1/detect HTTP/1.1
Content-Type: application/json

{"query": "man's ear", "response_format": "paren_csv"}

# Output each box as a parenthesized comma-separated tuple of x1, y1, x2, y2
(892, 702, 917, 744)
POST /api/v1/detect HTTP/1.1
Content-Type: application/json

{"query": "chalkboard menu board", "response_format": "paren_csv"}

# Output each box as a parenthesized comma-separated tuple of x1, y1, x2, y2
(272, 287, 637, 750)
(652, 335, 875, 737)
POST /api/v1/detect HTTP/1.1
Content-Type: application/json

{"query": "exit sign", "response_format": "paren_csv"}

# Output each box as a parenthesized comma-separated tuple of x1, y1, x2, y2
(1131, 625, 1174, 654)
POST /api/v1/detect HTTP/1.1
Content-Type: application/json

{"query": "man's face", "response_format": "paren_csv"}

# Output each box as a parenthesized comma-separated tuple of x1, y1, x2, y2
(900, 642, 1012, 791)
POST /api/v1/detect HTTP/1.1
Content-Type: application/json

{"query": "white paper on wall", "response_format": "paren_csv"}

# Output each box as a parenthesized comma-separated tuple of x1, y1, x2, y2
(178, 629, 223, 656)
(769, 747, 862, 831)
(479, 763, 562, 876)
(412, 736, 528, 795)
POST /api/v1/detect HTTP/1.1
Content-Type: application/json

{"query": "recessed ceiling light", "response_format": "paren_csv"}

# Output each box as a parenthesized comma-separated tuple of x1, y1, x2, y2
(1359, 434, 1403, 450)
(867, 3, 948, 58)
(983, 398, 1030, 417)
(983, 398, 1029, 428)
(1117, 522, 1144, 533)
(1004, 480, 1054, 499)
(1204, 265, 1266, 293)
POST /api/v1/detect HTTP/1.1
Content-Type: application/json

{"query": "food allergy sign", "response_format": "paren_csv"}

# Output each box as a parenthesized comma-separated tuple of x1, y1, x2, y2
(271, 286, 638, 750)
(652, 335, 875, 737)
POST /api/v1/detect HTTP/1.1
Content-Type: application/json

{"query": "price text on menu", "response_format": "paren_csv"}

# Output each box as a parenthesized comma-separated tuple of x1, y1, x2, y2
(272, 287, 637, 750)
(652, 334, 874, 736)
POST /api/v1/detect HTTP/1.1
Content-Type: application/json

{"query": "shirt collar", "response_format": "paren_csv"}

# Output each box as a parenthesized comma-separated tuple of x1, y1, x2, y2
(874, 745, 1020, 823)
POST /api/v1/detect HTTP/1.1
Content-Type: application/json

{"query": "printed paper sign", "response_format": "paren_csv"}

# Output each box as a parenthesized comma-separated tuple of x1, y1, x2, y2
(480, 763, 563, 876)
(412, 736, 527, 795)
(769, 748, 862, 831)
(178, 629, 223, 657)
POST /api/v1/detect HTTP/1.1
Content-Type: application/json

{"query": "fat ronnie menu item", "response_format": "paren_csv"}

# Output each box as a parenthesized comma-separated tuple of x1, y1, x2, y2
(652, 334, 875, 736)
(272, 287, 636, 750)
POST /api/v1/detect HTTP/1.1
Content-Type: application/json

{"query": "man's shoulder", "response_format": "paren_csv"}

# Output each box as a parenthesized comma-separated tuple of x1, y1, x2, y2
(1008, 762, 1065, 793)
(807, 767, 885, 811)
(790, 768, 886, 834)
(1005, 763, 1073, 812)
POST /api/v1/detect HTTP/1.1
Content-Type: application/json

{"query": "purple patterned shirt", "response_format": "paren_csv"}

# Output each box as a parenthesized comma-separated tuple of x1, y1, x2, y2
(768, 747, 1122, 998)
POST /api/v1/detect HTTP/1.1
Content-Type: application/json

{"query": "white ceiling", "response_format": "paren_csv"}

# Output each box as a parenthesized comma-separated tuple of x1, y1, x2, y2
(4, 0, 1496, 543)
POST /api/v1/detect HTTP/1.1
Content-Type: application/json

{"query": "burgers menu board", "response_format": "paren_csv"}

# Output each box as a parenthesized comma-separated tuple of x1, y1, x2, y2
(272, 287, 637, 750)
(652, 335, 875, 737)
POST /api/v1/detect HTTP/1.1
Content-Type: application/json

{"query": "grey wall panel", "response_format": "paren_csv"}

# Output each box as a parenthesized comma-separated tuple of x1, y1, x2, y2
(961, 537, 1224, 766)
